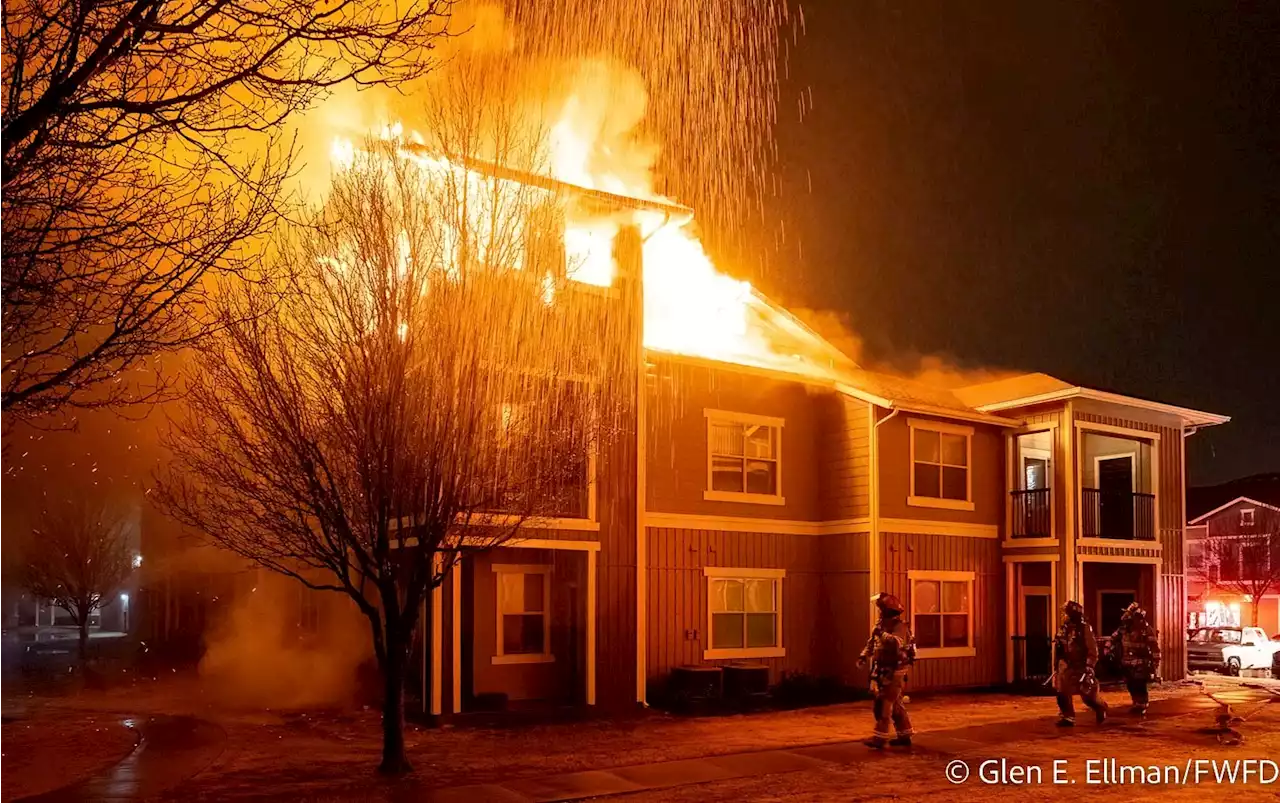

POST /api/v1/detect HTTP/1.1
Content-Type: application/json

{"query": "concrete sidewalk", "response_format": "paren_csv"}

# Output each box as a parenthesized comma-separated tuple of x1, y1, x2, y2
(22, 715, 226, 802)
(420, 689, 1251, 803)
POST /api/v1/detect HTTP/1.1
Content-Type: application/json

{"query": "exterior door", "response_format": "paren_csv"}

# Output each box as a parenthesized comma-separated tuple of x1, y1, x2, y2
(1098, 455, 1135, 539)
(1023, 591, 1053, 677)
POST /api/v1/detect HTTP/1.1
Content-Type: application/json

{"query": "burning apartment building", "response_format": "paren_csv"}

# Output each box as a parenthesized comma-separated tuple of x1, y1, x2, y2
(128, 54, 1229, 717)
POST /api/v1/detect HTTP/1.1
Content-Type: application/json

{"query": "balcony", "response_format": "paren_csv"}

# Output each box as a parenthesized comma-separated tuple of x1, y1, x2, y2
(1009, 488, 1051, 539)
(1082, 488, 1155, 541)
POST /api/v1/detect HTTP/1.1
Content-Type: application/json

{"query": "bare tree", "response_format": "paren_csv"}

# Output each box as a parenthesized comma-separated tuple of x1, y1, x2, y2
(16, 496, 135, 663)
(1193, 506, 1280, 627)
(2, 0, 452, 421)
(157, 72, 627, 774)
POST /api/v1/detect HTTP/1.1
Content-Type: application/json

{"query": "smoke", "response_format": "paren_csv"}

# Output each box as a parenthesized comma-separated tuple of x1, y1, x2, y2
(198, 573, 372, 710)
(788, 307, 1021, 390)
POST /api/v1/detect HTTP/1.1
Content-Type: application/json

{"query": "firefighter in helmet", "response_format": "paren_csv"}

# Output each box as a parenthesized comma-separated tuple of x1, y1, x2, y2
(1110, 602, 1160, 715)
(1053, 600, 1108, 726)
(858, 592, 916, 748)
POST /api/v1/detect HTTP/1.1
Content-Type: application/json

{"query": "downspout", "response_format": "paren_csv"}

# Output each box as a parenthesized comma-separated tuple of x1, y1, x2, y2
(869, 406, 901, 629)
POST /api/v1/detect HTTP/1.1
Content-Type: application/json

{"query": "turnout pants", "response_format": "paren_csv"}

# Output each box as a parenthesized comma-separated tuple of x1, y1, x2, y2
(1056, 688, 1106, 722)
(872, 673, 913, 738)
(1124, 675, 1150, 709)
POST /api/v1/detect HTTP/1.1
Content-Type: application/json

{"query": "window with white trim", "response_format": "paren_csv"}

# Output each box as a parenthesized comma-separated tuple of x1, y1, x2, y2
(704, 568, 784, 659)
(493, 565, 552, 664)
(1240, 508, 1256, 528)
(704, 410, 784, 505)
(909, 419, 973, 510)
(909, 570, 975, 657)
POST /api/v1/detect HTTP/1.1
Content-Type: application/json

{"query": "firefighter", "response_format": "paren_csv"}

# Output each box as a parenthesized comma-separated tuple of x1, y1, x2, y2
(858, 592, 916, 748)
(1110, 602, 1160, 715)
(1053, 600, 1108, 726)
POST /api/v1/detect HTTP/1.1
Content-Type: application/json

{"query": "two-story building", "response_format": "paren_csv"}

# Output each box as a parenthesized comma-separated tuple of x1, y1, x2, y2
(1186, 475, 1280, 634)
(413, 265, 1230, 713)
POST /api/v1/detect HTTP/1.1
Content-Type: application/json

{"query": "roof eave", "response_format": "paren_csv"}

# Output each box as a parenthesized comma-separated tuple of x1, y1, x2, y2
(1188, 496, 1280, 525)
(973, 387, 1229, 429)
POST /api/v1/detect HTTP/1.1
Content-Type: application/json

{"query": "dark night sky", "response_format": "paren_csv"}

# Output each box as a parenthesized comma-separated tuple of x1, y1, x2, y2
(764, 1, 1278, 485)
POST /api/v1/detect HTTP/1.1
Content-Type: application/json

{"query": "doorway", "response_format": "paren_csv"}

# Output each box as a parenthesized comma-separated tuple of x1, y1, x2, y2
(1098, 590, 1137, 636)
(1096, 454, 1135, 539)
(1022, 588, 1053, 677)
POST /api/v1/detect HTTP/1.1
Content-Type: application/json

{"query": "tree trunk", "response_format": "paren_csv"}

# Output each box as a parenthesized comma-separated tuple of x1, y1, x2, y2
(379, 638, 412, 775)
(78, 619, 89, 668)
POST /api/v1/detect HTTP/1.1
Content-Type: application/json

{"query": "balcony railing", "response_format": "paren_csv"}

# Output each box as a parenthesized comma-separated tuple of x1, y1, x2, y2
(1082, 489, 1155, 540)
(1010, 488, 1052, 538)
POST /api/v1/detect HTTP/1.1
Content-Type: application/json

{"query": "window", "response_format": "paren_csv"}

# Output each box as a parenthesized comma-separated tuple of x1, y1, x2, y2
(1241, 508, 1256, 528)
(704, 568, 784, 659)
(704, 410, 785, 505)
(1243, 542, 1269, 581)
(909, 570, 975, 658)
(909, 419, 974, 511)
(492, 565, 553, 664)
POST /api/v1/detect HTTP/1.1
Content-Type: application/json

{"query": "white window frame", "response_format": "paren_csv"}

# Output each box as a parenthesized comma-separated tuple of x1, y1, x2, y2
(491, 564, 554, 665)
(703, 567, 785, 659)
(908, 569, 976, 658)
(1241, 508, 1256, 528)
(703, 409, 785, 506)
(908, 419, 975, 511)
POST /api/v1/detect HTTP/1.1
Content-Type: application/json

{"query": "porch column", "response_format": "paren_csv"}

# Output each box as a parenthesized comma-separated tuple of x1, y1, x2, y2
(587, 548, 597, 705)
(430, 553, 443, 716)
(452, 557, 462, 714)
(1005, 562, 1015, 684)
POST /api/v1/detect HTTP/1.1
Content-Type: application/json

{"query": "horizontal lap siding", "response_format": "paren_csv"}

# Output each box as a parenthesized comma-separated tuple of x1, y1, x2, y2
(1074, 409, 1186, 680)
(819, 395, 871, 521)
(881, 532, 1004, 689)
(645, 358, 823, 521)
(646, 528, 824, 684)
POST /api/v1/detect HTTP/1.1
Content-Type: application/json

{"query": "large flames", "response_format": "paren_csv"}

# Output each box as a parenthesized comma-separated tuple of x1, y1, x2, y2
(326, 60, 846, 382)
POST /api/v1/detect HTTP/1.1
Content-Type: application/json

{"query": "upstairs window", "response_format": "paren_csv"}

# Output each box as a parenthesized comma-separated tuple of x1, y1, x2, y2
(704, 410, 785, 505)
(909, 419, 974, 511)
(1240, 508, 1256, 528)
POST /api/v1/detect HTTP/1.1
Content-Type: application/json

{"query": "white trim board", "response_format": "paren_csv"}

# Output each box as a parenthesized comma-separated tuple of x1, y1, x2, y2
(880, 518, 999, 539)
(1077, 554, 1162, 565)
(973, 386, 1228, 428)
(645, 512, 871, 535)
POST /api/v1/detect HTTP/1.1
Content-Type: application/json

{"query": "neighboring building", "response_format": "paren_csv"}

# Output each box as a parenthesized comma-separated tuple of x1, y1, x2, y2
(1186, 475, 1280, 634)
(414, 302, 1229, 713)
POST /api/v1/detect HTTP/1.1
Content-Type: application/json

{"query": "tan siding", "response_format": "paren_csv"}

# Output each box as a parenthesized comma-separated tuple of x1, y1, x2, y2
(645, 357, 824, 521)
(817, 533, 873, 684)
(645, 528, 826, 686)
(1074, 408, 1186, 680)
(877, 414, 1005, 526)
(880, 532, 1004, 689)
(817, 394, 872, 520)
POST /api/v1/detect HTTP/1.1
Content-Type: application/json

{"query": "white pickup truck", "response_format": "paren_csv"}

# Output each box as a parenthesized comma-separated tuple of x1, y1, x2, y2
(1187, 626, 1280, 675)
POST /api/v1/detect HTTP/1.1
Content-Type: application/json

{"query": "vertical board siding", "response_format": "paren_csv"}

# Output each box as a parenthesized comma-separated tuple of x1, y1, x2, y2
(818, 533, 873, 684)
(645, 528, 832, 685)
(1074, 410, 1187, 680)
(818, 394, 872, 521)
(880, 532, 1004, 689)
